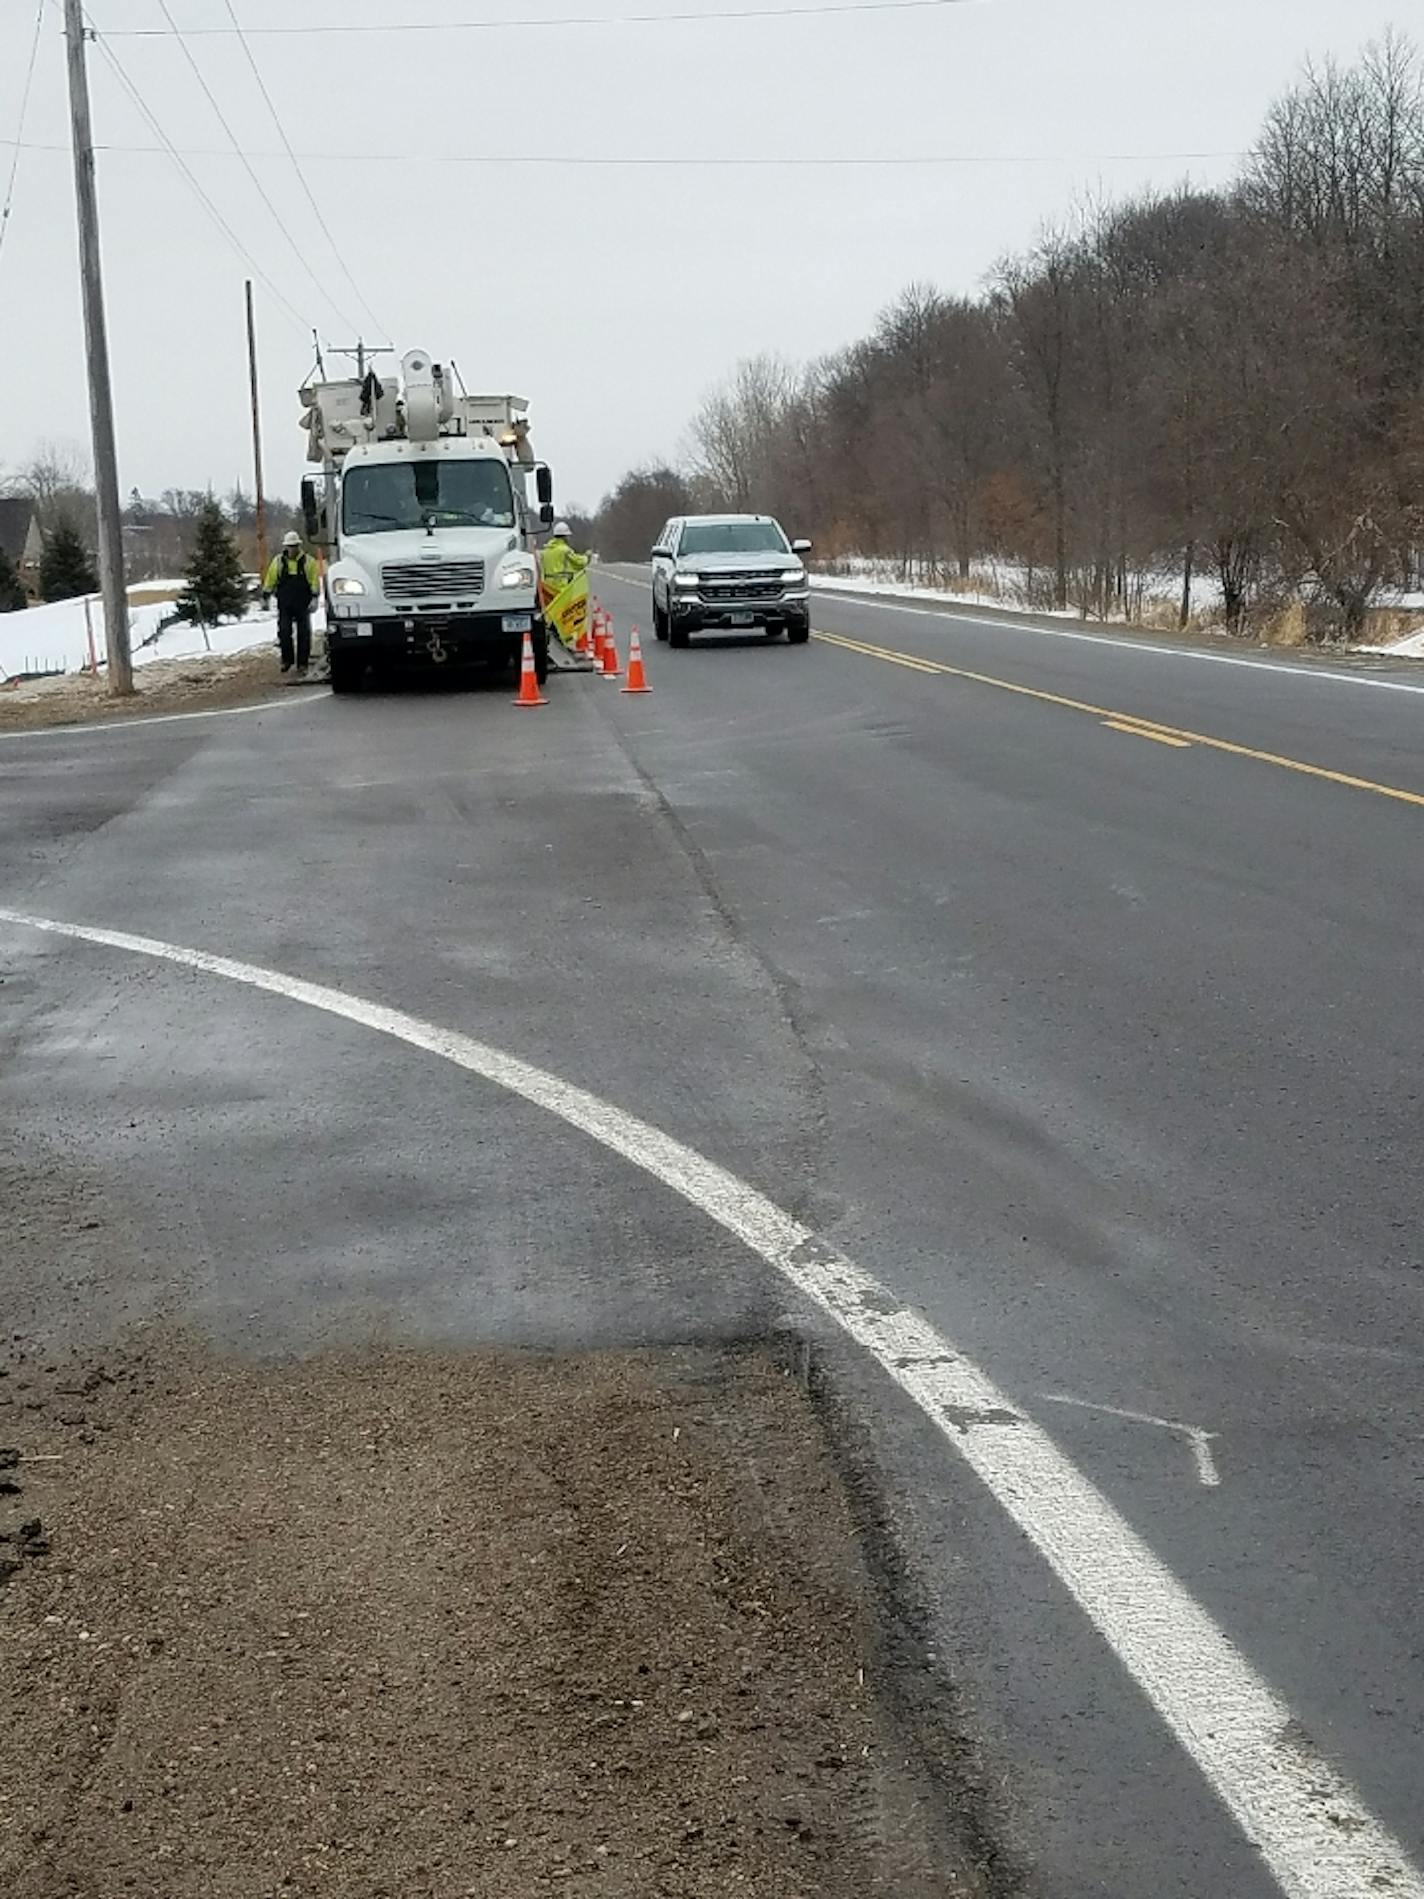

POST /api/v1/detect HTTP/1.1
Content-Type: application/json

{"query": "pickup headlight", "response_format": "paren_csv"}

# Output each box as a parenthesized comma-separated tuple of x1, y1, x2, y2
(782, 567, 807, 586)
(500, 564, 536, 589)
(673, 571, 701, 589)
(331, 576, 366, 596)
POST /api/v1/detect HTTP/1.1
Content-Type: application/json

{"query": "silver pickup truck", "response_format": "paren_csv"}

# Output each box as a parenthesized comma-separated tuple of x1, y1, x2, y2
(650, 514, 812, 648)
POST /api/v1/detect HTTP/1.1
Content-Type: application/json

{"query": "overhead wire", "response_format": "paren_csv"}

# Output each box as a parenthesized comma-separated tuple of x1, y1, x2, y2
(0, 0, 49, 274)
(2, 136, 1247, 169)
(217, 0, 388, 343)
(147, 0, 362, 336)
(100, 0, 984, 36)
(90, 31, 315, 336)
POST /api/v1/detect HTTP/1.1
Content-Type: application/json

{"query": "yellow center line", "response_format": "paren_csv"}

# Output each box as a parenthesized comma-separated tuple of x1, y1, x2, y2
(812, 628, 1424, 812)
(1103, 720, 1192, 749)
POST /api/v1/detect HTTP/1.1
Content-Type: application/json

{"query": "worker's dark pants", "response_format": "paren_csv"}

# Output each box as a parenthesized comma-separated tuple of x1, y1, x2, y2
(278, 602, 312, 669)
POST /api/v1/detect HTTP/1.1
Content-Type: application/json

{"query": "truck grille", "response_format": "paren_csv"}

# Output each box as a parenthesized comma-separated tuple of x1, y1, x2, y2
(382, 560, 486, 602)
(698, 570, 786, 601)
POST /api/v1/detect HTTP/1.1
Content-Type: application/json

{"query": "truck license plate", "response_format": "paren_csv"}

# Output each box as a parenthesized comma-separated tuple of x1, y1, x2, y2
(502, 613, 532, 633)
(730, 612, 755, 626)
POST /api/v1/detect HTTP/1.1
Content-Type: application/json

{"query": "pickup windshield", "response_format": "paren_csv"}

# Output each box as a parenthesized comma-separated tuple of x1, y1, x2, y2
(679, 521, 789, 555)
(343, 459, 515, 534)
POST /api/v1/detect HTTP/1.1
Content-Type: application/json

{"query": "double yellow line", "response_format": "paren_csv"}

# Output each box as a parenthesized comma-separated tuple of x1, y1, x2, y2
(812, 628, 1424, 813)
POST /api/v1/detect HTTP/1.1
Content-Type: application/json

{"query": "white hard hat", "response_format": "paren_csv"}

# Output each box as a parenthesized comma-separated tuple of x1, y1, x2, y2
(553, 520, 571, 538)
(283, 529, 302, 548)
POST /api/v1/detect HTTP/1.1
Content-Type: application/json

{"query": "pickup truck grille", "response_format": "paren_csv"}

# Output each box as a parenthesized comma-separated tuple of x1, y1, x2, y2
(382, 560, 486, 602)
(698, 570, 787, 601)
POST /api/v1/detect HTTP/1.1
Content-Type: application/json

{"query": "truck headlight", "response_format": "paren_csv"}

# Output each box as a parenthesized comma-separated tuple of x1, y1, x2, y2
(673, 571, 701, 589)
(782, 567, 806, 586)
(500, 564, 536, 589)
(331, 576, 366, 596)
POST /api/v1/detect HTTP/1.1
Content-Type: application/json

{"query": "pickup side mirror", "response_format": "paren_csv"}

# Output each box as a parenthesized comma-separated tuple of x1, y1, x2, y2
(300, 477, 321, 544)
(535, 464, 554, 507)
(791, 538, 812, 555)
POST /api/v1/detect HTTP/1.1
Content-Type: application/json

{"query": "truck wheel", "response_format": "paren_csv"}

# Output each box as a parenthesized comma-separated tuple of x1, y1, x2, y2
(669, 619, 690, 649)
(653, 597, 668, 641)
(534, 622, 550, 685)
(787, 622, 810, 645)
(329, 652, 360, 694)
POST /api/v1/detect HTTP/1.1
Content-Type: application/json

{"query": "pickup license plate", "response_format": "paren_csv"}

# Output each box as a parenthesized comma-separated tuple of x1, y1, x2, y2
(729, 611, 755, 626)
(502, 613, 532, 633)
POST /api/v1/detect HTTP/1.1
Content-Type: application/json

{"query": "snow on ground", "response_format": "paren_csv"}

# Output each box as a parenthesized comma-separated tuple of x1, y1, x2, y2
(811, 571, 1081, 620)
(0, 590, 306, 682)
(1358, 624, 1424, 658)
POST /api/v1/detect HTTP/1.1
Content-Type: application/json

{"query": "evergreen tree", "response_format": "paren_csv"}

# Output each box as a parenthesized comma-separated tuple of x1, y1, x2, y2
(177, 499, 248, 625)
(0, 547, 26, 613)
(39, 517, 98, 602)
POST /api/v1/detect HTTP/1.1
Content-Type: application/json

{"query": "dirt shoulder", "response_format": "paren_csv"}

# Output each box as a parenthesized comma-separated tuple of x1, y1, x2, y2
(0, 647, 304, 735)
(0, 1335, 979, 1897)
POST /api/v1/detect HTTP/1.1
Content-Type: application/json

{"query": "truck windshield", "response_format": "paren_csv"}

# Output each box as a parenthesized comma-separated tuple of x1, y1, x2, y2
(343, 459, 516, 534)
(679, 521, 789, 555)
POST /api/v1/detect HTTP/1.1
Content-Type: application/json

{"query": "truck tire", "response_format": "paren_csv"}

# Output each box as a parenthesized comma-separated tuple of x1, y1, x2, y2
(534, 621, 550, 685)
(652, 596, 668, 641)
(329, 651, 360, 694)
(669, 618, 690, 649)
(787, 622, 810, 645)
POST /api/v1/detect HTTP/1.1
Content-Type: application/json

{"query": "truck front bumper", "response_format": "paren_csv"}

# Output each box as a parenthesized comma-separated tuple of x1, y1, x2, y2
(327, 609, 541, 666)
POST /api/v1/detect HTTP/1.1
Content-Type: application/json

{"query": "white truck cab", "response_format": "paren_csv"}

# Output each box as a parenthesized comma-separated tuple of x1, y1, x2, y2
(300, 351, 556, 693)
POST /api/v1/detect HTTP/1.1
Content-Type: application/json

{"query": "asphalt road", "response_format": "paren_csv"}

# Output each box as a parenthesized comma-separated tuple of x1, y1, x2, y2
(2, 575, 1422, 1897)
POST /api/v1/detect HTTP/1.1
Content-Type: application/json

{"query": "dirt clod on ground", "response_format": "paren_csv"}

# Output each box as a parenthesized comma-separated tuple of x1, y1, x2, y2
(0, 1338, 973, 1896)
(0, 647, 297, 733)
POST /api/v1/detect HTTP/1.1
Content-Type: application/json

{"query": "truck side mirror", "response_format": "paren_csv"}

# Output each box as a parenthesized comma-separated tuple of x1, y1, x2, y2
(536, 465, 553, 507)
(792, 538, 813, 554)
(300, 477, 321, 543)
(540, 503, 555, 528)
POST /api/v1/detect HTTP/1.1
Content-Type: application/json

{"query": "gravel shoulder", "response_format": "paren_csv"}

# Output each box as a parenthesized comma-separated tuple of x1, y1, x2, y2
(0, 648, 303, 734)
(0, 1331, 980, 1897)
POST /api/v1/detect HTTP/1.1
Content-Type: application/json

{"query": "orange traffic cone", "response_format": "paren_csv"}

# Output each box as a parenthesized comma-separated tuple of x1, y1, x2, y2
(601, 622, 622, 679)
(621, 624, 651, 694)
(512, 626, 548, 707)
(591, 612, 606, 668)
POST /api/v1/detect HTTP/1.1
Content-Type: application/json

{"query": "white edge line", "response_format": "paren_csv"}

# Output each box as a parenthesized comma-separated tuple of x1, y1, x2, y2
(0, 694, 314, 743)
(0, 902, 1417, 1899)
(599, 567, 1424, 698)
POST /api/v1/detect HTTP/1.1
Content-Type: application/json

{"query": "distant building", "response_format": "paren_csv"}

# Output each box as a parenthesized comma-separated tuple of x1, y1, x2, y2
(0, 498, 43, 599)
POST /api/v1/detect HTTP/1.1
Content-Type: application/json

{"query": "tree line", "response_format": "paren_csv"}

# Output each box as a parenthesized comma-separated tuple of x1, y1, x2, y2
(594, 32, 1424, 642)
(1, 438, 300, 612)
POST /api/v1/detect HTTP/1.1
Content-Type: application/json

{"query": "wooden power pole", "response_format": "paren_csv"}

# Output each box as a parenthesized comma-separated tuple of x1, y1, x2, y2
(62, 0, 132, 696)
(245, 280, 268, 580)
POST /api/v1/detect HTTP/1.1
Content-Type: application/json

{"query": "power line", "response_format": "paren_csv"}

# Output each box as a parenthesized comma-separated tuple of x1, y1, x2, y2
(145, 0, 361, 337)
(0, 0, 48, 272)
(3, 136, 1248, 169)
(101, 0, 983, 37)
(218, 0, 388, 341)
(91, 34, 315, 336)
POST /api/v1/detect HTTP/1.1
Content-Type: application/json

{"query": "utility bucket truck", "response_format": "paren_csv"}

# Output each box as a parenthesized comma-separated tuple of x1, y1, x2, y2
(300, 350, 556, 693)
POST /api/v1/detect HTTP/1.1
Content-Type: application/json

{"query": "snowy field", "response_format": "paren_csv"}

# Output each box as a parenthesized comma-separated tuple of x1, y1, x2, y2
(0, 586, 308, 683)
(811, 560, 1424, 656)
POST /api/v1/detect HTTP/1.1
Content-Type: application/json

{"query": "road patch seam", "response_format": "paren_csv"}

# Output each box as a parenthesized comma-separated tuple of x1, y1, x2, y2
(0, 903, 1418, 1899)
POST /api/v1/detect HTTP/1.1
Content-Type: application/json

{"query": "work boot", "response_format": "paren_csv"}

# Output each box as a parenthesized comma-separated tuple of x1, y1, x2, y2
(280, 660, 293, 675)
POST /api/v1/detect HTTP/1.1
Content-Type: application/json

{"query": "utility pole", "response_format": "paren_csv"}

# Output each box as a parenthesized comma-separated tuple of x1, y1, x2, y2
(330, 341, 392, 382)
(245, 280, 268, 580)
(62, 0, 132, 696)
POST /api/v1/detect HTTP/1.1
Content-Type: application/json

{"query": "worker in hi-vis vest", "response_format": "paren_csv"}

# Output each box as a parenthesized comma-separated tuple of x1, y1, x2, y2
(540, 521, 589, 599)
(263, 531, 321, 675)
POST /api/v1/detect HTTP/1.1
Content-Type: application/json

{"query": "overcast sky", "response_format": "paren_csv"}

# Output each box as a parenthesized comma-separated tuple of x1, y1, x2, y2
(0, 0, 1404, 515)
